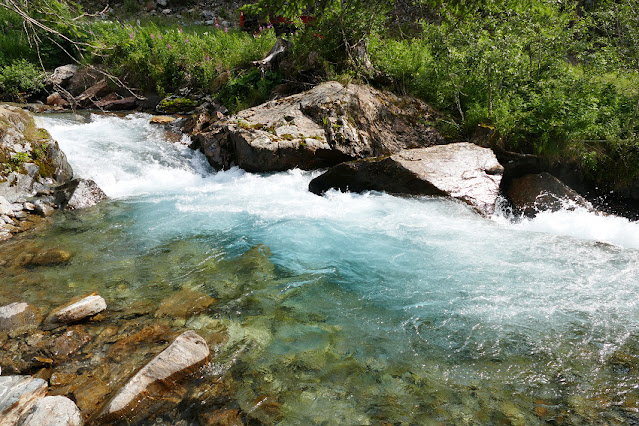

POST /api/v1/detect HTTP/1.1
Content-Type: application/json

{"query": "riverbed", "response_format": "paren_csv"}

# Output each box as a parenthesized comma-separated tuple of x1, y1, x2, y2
(2, 112, 639, 424)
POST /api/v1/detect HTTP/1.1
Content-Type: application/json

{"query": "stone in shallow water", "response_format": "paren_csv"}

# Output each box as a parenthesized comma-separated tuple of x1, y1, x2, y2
(48, 326, 92, 361)
(0, 302, 42, 337)
(19, 395, 82, 426)
(44, 293, 107, 329)
(98, 330, 210, 422)
(155, 288, 217, 319)
(0, 375, 48, 424)
(200, 408, 243, 426)
(27, 248, 72, 266)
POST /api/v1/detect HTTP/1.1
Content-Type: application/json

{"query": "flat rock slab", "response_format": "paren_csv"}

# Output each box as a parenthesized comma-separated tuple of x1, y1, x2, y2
(0, 302, 41, 337)
(507, 172, 593, 217)
(19, 396, 82, 426)
(44, 293, 106, 329)
(191, 81, 445, 172)
(0, 376, 47, 425)
(99, 330, 209, 422)
(310, 142, 504, 216)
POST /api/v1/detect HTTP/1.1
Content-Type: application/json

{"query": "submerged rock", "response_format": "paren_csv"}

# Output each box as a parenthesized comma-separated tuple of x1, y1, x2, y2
(191, 81, 444, 172)
(55, 178, 107, 210)
(19, 395, 82, 426)
(0, 376, 48, 425)
(44, 293, 107, 329)
(155, 288, 217, 319)
(507, 172, 593, 217)
(0, 302, 42, 337)
(98, 330, 210, 422)
(310, 143, 504, 216)
(48, 326, 92, 362)
(27, 248, 72, 266)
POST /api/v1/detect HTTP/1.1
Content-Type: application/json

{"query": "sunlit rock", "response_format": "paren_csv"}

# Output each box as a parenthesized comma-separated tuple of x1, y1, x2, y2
(0, 376, 47, 425)
(310, 143, 504, 216)
(19, 395, 82, 426)
(44, 293, 107, 329)
(55, 178, 107, 210)
(98, 330, 209, 422)
(0, 302, 41, 338)
(190, 81, 445, 172)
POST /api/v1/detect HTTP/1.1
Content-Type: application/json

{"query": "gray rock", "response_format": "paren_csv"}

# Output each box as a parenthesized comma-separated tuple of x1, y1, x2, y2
(191, 81, 445, 172)
(46, 64, 80, 87)
(157, 0, 167, 6)
(0, 376, 48, 425)
(55, 178, 107, 210)
(44, 294, 106, 329)
(0, 302, 42, 337)
(0, 196, 13, 216)
(507, 172, 593, 217)
(309, 143, 504, 216)
(98, 330, 209, 422)
(19, 396, 82, 426)
(32, 200, 55, 217)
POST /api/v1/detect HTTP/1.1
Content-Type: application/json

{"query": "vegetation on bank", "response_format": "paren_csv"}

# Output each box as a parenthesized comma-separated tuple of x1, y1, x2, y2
(0, 0, 638, 192)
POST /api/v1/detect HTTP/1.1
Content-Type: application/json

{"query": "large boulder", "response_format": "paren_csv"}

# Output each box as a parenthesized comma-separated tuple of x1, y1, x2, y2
(190, 81, 445, 172)
(97, 330, 210, 422)
(309, 142, 504, 216)
(506, 172, 593, 217)
(45, 65, 80, 88)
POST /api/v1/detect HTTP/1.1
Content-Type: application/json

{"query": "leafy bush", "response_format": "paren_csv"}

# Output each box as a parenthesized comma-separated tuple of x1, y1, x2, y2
(91, 22, 277, 96)
(0, 60, 44, 101)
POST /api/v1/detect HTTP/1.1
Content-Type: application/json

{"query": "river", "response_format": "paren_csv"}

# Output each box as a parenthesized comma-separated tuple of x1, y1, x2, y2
(4, 112, 639, 424)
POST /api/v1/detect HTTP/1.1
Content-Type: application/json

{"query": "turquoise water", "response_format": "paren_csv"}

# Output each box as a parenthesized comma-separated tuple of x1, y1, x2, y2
(11, 113, 639, 423)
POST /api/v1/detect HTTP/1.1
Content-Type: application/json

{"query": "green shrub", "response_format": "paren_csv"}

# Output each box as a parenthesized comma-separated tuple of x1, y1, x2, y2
(0, 60, 44, 101)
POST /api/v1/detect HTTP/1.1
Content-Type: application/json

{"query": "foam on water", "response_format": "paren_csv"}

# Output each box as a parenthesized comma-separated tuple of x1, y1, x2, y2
(36, 112, 639, 424)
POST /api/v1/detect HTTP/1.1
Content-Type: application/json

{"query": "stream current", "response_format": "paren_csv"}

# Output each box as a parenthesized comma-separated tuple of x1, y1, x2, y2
(4, 112, 639, 424)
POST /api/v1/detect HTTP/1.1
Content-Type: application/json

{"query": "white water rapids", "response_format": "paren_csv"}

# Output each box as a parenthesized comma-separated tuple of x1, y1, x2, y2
(33, 112, 639, 424)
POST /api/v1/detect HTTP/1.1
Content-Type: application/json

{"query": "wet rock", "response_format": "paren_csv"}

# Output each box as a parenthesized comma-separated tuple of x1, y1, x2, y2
(200, 408, 244, 426)
(150, 115, 176, 125)
(32, 199, 55, 217)
(27, 248, 72, 266)
(107, 324, 173, 362)
(0, 376, 47, 424)
(191, 81, 444, 172)
(19, 395, 82, 426)
(507, 172, 593, 217)
(310, 143, 504, 216)
(72, 377, 109, 416)
(0, 302, 42, 337)
(98, 330, 210, 422)
(155, 288, 217, 319)
(55, 178, 107, 210)
(44, 293, 107, 329)
(48, 326, 91, 361)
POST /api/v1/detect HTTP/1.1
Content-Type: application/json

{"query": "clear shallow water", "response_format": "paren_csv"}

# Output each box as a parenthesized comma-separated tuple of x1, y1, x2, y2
(8, 112, 639, 423)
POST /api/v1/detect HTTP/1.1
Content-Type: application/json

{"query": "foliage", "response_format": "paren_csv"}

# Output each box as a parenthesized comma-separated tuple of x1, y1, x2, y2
(0, 59, 44, 101)
(369, 0, 639, 189)
(216, 68, 282, 113)
(90, 22, 277, 96)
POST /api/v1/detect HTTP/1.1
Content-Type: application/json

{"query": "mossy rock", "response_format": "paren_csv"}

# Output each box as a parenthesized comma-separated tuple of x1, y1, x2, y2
(157, 96, 202, 114)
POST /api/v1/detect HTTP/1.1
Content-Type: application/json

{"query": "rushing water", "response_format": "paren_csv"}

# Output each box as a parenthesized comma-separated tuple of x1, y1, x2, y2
(5, 112, 639, 424)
